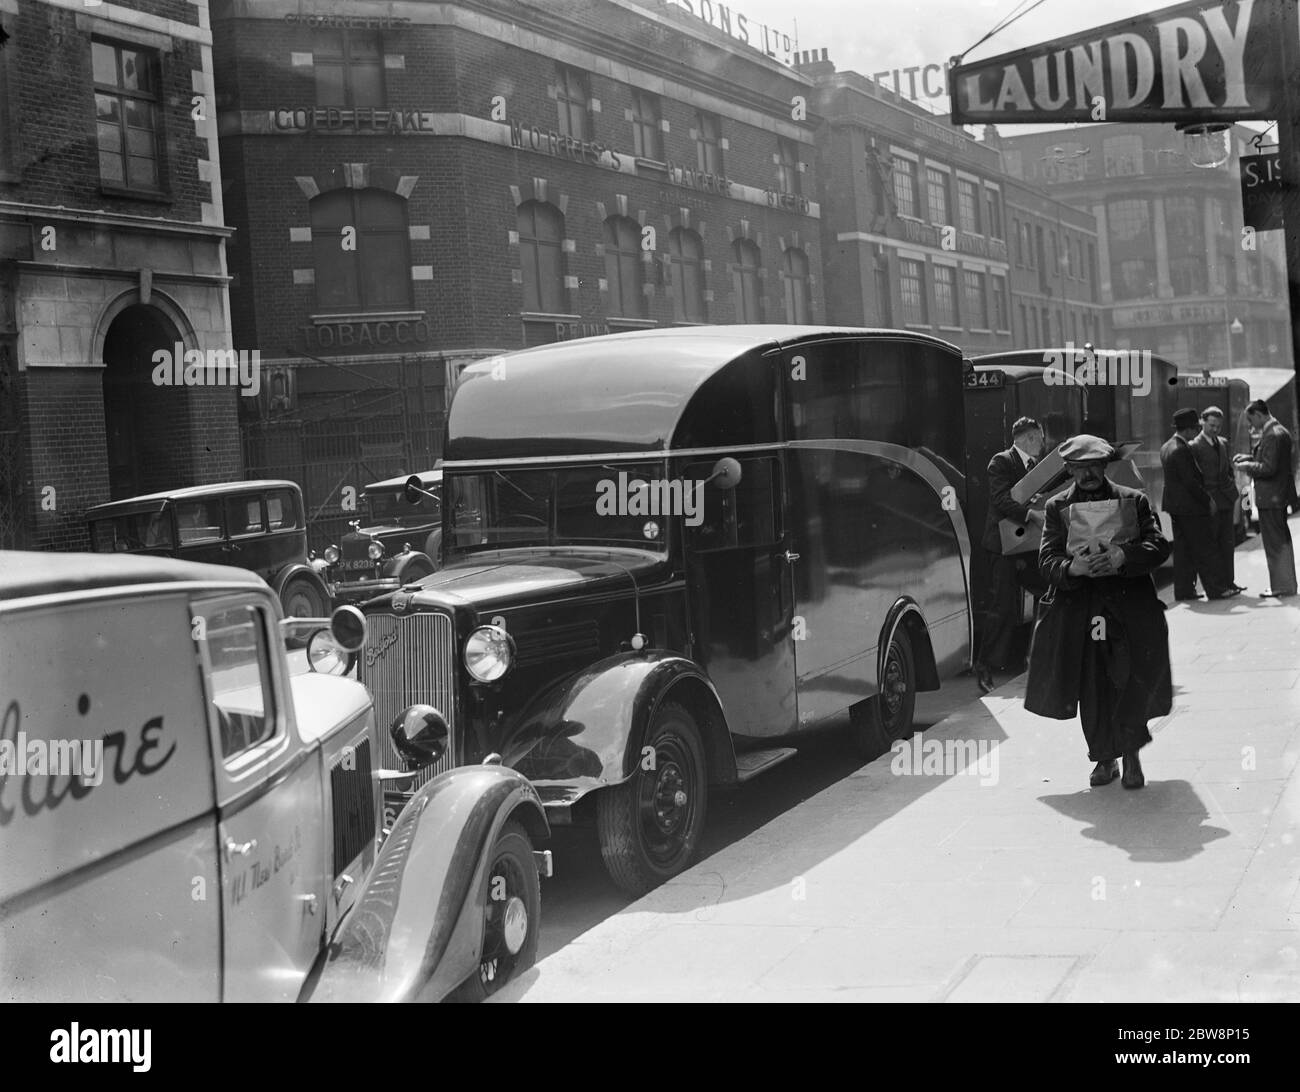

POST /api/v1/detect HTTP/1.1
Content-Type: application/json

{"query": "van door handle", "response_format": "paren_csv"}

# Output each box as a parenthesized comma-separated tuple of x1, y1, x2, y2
(224, 837, 257, 859)
(780, 550, 801, 563)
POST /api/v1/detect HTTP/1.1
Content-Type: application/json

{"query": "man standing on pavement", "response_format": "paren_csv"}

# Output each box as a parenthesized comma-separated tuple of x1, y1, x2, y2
(1161, 407, 1234, 600)
(1234, 399, 1299, 599)
(1191, 406, 1244, 596)
(1025, 436, 1173, 789)
(976, 416, 1047, 694)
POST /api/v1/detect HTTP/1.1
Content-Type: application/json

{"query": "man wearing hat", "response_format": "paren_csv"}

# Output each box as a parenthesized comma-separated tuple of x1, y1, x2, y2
(1160, 407, 1235, 600)
(1025, 435, 1173, 789)
(1234, 398, 1298, 598)
(1191, 406, 1244, 595)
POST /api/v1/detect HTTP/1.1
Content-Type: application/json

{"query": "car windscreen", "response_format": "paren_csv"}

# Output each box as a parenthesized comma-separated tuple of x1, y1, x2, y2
(88, 511, 174, 552)
(366, 485, 440, 525)
(447, 463, 670, 554)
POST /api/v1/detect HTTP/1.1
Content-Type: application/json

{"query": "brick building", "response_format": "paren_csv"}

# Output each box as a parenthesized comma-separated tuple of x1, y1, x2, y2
(0, 0, 238, 551)
(806, 57, 1014, 355)
(996, 123, 1292, 373)
(213, 0, 823, 548)
(1002, 177, 1108, 351)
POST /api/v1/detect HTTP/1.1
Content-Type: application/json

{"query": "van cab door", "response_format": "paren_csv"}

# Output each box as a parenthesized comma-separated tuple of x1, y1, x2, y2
(193, 593, 328, 1002)
(683, 454, 797, 738)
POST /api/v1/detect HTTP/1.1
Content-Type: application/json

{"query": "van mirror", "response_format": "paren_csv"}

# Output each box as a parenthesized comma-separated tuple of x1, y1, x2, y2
(330, 605, 367, 652)
(706, 457, 742, 491)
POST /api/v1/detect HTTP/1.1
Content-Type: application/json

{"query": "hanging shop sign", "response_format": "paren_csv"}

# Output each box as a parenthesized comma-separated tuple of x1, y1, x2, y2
(1240, 149, 1284, 231)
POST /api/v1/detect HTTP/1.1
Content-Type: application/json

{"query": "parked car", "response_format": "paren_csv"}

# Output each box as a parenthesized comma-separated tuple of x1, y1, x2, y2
(356, 326, 974, 895)
(0, 551, 550, 1002)
(321, 468, 444, 603)
(86, 480, 333, 624)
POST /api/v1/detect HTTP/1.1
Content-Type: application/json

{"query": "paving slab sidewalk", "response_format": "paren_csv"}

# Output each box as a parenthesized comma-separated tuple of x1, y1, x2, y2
(495, 534, 1300, 1003)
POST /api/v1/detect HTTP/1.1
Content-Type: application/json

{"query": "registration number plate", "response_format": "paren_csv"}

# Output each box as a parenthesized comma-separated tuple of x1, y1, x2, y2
(343, 559, 375, 571)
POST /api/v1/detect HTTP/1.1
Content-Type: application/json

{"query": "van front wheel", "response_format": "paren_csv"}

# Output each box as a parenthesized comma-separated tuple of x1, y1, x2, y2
(597, 701, 707, 897)
(849, 627, 916, 759)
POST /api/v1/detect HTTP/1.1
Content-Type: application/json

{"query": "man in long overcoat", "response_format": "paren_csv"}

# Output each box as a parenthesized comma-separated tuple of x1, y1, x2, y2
(1025, 435, 1173, 789)
(1234, 398, 1298, 598)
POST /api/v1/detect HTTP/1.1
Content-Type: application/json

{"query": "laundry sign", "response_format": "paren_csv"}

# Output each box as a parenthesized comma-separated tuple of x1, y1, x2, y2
(950, 0, 1283, 124)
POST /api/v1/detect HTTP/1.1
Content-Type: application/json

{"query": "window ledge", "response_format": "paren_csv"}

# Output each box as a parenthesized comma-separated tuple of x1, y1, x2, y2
(938, 325, 964, 332)
(99, 184, 171, 204)
(607, 317, 657, 328)
(969, 328, 992, 335)
(521, 311, 580, 322)
(903, 322, 932, 330)
(310, 310, 425, 325)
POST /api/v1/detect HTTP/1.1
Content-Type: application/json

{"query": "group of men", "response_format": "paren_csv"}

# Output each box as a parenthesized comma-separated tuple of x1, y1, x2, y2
(974, 399, 1297, 791)
(1161, 399, 1298, 601)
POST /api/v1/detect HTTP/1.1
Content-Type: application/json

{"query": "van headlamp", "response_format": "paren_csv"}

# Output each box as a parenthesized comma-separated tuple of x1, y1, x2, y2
(464, 624, 514, 682)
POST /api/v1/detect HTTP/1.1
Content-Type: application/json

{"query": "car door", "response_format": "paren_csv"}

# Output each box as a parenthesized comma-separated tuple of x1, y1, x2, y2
(683, 454, 797, 738)
(173, 496, 230, 568)
(193, 592, 328, 1002)
(224, 492, 272, 582)
(261, 486, 310, 581)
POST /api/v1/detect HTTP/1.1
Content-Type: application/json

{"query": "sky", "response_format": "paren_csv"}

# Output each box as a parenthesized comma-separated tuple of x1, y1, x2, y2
(672, 0, 1273, 134)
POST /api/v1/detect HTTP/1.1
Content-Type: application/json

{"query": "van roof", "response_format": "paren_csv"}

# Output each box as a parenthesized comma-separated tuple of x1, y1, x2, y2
(0, 551, 266, 603)
(446, 325, 960, 461)
(85, 480, 299, 518)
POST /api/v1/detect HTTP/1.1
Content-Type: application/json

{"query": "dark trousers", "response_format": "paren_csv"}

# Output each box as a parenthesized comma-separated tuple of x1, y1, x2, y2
(1258, 508, 1298, 595)
(1078, 633, 1153, 763)
(978, 551, 1044, 670)
(1170, 513, 1227, 596)
(1211, 507, 1236, 590)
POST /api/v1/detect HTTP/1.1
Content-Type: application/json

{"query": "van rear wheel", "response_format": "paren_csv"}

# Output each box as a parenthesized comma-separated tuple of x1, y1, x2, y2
(596, 701, 707, 897)
(849, 628, 916, 759)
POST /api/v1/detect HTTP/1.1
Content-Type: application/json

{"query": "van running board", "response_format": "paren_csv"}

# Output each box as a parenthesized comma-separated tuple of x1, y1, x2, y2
(734, 747, 798, 783)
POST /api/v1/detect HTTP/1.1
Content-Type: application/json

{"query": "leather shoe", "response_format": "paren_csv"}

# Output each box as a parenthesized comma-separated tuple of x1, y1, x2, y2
(1174, 593, 1204, 601)
(1122, 752, 1145, 789)
(976, 668, 995, 695)
(1212, 588, 1242, 599)
(1089, 759, 1120, 787)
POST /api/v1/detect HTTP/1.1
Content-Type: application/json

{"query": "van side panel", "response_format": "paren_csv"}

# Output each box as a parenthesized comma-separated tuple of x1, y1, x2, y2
(0, 594, 220, 1001)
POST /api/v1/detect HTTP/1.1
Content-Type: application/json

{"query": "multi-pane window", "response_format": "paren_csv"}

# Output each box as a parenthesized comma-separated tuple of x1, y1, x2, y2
(518, 201, 568, 314)
(782, 248, 811, 324)
(93, 40, 161, 191)
(311, 189, 413, 312)
(1108, 199, 1151, 243)
(669, 227, 706, 322)
(925, 167, 950, 225)
(603, 216, 645, 319)
(777, 138, 801, 196)
(313, 31, 384, 108)
(1019, 221, 1035, 267)
(892, 156, 917, 218)
(696, 112, 723, 175)
(899, 258, 926, 325)
(556, 65, 590, 139)
(733, 240, 763, 323)
(957, 179, 981, 234)
(933, 265, 957, 325)
(1170, 255, 1207, 295)
(963, 270, 986, 328)
(632, 90, 663, 160)
(991, 275, 1008, 330)
(985, 189, 1003, 239)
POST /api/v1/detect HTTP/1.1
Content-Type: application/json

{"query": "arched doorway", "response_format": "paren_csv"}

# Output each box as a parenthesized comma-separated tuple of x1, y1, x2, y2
(102, 304, 193, 499)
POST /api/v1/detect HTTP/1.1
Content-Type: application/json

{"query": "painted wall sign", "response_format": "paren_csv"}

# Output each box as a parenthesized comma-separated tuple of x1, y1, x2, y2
(283, 14, 411, 28)
(665, 160, 733, 195)
(270, 108, 435, 133)
(664, 1, 797, 66)
(301, 320, 431, 351)
(950, 0, 1281, 124)
(898, 217, 1009, 262)
(508, 121, 622, 169)
(1240, 150, 1284, 231)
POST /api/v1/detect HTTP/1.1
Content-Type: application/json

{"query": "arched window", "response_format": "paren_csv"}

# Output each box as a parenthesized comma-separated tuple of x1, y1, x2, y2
(603, 216, 644, 319)
(783, 248, 811, 324)
(732, 239, 763, 323)
(310, 188, 412, 312)
(518, 201, 567, 314)
(669, 228, 707, 323)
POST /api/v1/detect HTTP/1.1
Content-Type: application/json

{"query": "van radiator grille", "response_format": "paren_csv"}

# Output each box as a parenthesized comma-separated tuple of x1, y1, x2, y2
(329, 738, 375, 876)
(358, 612, 457, 789)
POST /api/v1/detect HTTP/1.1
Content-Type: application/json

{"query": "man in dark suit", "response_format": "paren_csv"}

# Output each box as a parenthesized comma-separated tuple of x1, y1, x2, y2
(1025, 435, 1172, 789)
(1160, 407, 1235, 600)
(976, 416, 1046, 694)
(1235, 399, 1298, 598)
(1190, 406, 1243, 595)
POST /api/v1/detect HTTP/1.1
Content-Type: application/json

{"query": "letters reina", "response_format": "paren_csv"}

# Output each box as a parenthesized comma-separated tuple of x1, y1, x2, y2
(959, 0, 1259, 116)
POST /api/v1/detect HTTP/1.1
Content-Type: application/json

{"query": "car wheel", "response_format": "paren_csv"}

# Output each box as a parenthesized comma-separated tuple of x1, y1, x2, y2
(596, 700, 708, 897)
(280, 576, 329, 649)
(849, 626, 916, 759)
(447, 821, 540, 1003)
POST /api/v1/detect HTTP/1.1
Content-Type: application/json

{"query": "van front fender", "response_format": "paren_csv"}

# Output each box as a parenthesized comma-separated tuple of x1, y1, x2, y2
(497, 651, 736, 802)
(301, 765, 547, 1004)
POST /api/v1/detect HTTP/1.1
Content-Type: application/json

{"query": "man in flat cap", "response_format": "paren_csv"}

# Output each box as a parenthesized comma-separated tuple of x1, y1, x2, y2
(1190, 406, 1244, 596)
(1161, 407, 1234, 600)
(1025, 435, 1173, 789)
(1235, 398, 1299, 598)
